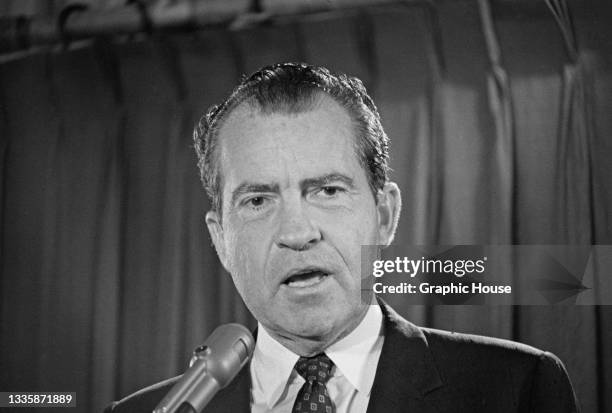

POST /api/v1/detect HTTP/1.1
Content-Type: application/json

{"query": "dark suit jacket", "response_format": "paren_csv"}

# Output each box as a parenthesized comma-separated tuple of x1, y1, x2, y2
(105, 302, 579, 412)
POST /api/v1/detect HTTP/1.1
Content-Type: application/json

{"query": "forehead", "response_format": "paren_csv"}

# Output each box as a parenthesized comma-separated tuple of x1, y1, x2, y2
(215, 95, 365, 187)
(219, 92, 354, 143)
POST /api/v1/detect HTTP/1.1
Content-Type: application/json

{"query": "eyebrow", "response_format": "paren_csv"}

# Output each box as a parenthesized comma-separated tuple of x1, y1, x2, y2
(300, 173, 355, 192)
(230, 183, 280, 207)
(229, 173, 355, 207)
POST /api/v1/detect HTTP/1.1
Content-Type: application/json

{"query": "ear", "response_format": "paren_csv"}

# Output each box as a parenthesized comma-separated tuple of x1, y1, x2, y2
(205, 210, 230, 271)
(376, 182, 402, 246)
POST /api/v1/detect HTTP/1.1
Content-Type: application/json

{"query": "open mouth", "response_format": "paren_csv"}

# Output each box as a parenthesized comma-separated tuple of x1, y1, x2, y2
(283, 270, 329, 288)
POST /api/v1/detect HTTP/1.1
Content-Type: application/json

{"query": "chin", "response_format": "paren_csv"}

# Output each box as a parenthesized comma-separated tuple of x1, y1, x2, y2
(284, 311, 349, 339)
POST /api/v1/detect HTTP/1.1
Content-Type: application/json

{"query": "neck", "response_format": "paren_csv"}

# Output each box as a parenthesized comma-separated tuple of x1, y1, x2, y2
(264, 305, 371, 357)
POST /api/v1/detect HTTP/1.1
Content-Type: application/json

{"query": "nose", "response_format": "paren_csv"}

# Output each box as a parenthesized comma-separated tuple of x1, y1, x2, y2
(275, 199, 321, 251)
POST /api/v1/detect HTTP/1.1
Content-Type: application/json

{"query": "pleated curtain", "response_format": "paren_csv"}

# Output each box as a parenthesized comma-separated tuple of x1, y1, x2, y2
(1, 1, 611, 412)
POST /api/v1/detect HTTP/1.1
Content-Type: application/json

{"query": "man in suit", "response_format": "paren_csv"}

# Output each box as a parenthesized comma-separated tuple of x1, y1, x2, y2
(105, 62, 579, 412)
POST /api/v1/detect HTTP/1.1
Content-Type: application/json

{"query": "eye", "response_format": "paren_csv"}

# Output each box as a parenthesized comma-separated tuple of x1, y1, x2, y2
(237, 194, 274, 217)
(321, 186, 339, 196)
(248, 197, 265, 207)
(317, 185, 347, 198)
(244, 196, 270, 210)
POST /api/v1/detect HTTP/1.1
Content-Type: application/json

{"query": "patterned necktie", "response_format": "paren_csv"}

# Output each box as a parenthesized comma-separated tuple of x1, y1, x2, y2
(292, 353, 335, 413)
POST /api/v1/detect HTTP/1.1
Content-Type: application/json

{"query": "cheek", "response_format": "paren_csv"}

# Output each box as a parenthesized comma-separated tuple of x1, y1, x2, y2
(225, 224, 271, 289)
(323, 205, 379, 244)
(322, 210, 379, 274)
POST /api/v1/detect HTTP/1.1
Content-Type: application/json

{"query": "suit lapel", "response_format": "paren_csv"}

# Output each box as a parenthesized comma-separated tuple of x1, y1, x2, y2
(205, 307, 444, 413)
(367, 301, 444, 413)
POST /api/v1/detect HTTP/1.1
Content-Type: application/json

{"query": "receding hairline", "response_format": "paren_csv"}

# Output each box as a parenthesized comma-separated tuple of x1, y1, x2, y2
(215, 90, 359, 154)
(218, 89, 334, 128)
(211, 91, 368, 212)
(194, 64, 391, 219)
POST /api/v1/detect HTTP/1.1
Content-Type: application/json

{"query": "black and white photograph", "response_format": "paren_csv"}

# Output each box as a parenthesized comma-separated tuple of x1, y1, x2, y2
(1, 1, 611, 412)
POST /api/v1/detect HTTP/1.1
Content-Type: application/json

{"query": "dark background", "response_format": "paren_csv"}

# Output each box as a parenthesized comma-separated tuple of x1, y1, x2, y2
(1, 1, 611, 412)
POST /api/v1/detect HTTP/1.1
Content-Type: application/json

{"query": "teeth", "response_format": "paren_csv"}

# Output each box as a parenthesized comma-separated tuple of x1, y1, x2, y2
(285, 272, 326, 288)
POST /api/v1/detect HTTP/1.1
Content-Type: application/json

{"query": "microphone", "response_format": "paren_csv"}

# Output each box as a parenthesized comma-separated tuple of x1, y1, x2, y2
(153, 323, 255, 413)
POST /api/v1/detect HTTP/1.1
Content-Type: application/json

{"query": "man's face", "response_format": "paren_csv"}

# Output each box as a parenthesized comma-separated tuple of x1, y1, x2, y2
(206, 95, 399, 351)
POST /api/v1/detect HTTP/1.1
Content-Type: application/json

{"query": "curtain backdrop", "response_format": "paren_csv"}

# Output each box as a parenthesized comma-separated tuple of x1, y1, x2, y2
(1, 1, 611, 412)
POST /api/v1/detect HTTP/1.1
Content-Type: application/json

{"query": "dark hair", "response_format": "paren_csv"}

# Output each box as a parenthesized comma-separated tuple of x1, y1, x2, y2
(193, 62, 390, 214)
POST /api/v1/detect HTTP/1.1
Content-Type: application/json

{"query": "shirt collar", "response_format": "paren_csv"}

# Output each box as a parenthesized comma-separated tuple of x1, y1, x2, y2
(250, 304, 384, 408)
(251, 323, 300, 408)
(325, 303, 383, 394)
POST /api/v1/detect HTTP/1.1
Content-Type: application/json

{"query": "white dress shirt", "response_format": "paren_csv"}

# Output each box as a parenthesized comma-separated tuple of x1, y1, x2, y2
(250, 304, 384, 413)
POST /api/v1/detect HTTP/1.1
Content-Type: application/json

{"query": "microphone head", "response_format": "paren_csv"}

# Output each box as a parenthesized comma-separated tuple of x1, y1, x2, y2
(190, 323, 255, 388)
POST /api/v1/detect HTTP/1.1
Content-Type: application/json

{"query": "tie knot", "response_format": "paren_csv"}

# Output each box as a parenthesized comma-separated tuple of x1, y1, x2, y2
(295, 353, 334, 384)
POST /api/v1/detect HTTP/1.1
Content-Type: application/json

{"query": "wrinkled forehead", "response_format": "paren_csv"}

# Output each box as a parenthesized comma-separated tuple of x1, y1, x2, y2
(217, 92, 361, 159)
(215, 95, 363, 184)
